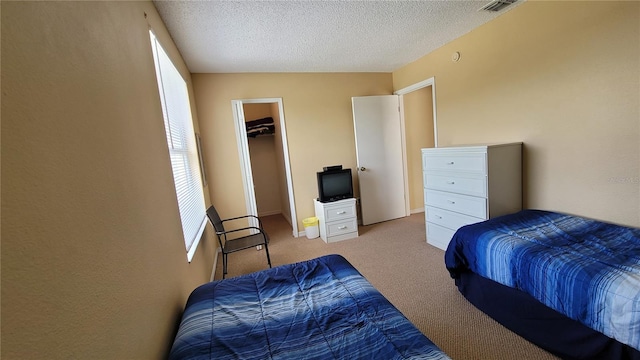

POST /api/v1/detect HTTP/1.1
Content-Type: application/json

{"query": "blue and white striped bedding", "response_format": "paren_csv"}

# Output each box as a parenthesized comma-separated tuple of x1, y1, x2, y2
(445, 210, 640, 351)
(169, 254, 450, 360)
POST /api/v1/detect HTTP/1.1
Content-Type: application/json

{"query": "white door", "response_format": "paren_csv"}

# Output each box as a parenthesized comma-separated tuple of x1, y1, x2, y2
(352, 95, 407, 225)
(231, 100, 260, 231)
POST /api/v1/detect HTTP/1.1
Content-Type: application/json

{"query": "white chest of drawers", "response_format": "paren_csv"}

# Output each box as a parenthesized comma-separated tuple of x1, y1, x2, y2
(313, 198, 358, 243)
(422, 143, 522, 250)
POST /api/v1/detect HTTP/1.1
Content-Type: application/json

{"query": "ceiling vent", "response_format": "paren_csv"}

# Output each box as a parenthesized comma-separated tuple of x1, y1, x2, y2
(479, 0, 517, 12)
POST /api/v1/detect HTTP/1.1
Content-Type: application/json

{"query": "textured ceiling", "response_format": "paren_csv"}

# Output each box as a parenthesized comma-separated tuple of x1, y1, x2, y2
(153, 0, 522, 73)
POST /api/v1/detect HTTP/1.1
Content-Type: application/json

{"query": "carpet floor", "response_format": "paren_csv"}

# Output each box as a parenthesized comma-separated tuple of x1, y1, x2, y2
(213, 213, 559, 360)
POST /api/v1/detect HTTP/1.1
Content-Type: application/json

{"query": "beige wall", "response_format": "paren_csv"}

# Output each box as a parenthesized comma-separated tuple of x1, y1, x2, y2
(249, 136, 283, 216)
(3, 1, 637, 358)
(192, 73, 393, 231)
(1, 2, 214, 358)
(243, 102, 273, 121)
(393, 1, 640, 227)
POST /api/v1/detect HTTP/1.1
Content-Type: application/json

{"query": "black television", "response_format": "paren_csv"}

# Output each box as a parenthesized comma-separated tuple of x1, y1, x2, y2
(317, 168, 353, 203)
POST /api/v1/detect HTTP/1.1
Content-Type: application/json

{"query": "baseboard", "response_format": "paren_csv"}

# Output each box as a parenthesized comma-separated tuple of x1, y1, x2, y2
(410, 207, 425, 214)
(281, 212, 292, 226)
(258, 209, 282, 217)
(210, 247, 221, 282)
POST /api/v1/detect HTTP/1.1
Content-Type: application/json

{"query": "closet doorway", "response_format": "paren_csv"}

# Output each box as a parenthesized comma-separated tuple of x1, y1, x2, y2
(396, 77, 438, 215)
(231, 98, 298, 237)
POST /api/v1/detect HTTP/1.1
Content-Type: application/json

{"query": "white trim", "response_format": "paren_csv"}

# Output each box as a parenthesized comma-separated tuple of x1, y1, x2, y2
(432, 81, 439, 148)
(410, 207, 425, 215)
(397, 95, 411, 216)
(231, 98, 299, 237)
(395, 78, 432, 95)
(394, 77, 439, 147)
(186, 217, 207, 262)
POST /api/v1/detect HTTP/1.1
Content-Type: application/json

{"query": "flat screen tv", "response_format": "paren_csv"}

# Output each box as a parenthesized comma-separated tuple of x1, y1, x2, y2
(317, 168, 353, 203)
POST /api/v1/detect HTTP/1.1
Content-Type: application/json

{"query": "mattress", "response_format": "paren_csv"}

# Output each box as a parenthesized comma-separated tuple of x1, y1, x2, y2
(169, 254, 450, 359)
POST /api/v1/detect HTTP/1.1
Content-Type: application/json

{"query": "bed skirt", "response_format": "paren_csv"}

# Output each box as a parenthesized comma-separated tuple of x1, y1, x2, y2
(456, 271, 640, 360)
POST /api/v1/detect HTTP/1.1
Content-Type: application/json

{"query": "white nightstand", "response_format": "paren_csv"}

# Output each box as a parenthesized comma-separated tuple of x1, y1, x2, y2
(313, 198, 358, 243)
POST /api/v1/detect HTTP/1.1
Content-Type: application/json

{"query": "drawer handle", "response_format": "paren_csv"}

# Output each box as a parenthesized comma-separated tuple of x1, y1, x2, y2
(447, 161, 455, 165)
(435, 215, 443, 219)
(447, 200, 456, 204)
(338, 225, 348, 230)
(446, 181, 455, 185)
(336, 211, 346, 215)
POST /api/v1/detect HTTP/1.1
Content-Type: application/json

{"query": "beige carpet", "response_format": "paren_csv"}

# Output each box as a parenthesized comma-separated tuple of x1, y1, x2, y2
(213, 213, 559, 360)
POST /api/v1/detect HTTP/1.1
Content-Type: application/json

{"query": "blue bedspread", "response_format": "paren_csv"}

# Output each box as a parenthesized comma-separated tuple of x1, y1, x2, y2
(445, 210, 640, 351)
(169, 254, 450, 359)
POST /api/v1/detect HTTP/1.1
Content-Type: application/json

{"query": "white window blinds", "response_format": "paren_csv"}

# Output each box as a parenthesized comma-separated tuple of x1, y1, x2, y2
(149, 31, 206, 262)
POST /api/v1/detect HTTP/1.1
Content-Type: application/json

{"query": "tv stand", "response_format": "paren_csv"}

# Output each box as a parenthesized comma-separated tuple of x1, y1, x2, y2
(313, 198, 358, 243)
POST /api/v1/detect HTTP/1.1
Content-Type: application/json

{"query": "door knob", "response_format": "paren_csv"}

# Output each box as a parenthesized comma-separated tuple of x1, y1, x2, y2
(359, 167, 366, 171)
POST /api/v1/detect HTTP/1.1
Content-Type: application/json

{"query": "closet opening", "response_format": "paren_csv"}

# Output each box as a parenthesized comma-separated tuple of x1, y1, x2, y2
(231, 98, 298, 237)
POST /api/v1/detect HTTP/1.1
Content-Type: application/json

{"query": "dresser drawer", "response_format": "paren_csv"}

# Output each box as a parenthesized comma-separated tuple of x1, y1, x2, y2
(323, 202, 356, 222)
(423, 152, 486, 174)
(426, 206, 483, 231)
(425, 189, 487, 219)
(424, 172, 487, 197)
(426, 222, 455, 251)
(326, 218, 358, 237)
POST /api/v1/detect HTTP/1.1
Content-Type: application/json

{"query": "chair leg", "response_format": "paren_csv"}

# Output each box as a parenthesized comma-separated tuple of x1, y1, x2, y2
(264, 243, 272, 268)
(222, 252, 228, 279)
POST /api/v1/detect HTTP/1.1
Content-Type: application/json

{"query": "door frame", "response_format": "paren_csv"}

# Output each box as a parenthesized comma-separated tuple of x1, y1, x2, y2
(231, 98, 298, 237)
(394, 77, 438, 215)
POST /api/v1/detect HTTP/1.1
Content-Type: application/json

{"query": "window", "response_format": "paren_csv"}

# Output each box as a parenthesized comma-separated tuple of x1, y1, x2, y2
(149, 31, 206, 262)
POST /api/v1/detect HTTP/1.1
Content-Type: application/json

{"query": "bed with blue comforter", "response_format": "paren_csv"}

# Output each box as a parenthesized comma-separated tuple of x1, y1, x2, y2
(445, 209, 640, 359)
(169, 254, 450, 360)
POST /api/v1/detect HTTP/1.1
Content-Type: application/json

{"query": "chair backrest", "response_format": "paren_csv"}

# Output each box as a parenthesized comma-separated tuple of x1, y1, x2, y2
(206, 205, 226, 247)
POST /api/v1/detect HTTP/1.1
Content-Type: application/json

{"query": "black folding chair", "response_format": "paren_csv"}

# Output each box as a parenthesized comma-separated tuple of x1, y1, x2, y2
(206, 205, 272, 279)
